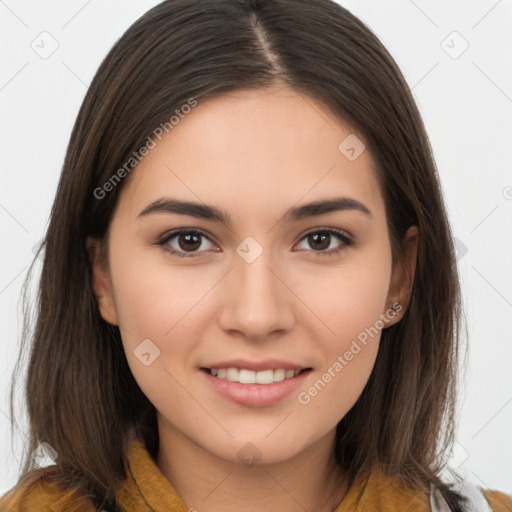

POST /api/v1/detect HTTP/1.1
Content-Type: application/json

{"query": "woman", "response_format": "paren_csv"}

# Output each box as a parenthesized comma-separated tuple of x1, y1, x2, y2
(2, 0, 511, 511)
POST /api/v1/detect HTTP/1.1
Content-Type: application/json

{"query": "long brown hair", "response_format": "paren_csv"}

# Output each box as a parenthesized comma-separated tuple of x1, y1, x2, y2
(7, 0, 466, 510)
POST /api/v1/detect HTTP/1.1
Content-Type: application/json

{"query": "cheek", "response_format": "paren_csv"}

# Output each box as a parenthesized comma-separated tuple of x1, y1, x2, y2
(296, 241, 392, 345)
(107, 248, 209, 423)
(108, 240, 213, 340)
(106, 239, 213, 396)
(295, 244, 391, 412)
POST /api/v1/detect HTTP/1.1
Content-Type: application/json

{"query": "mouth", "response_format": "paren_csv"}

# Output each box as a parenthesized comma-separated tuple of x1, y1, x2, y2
(200, 367, 312, 385)
(200, 365, 313, 407)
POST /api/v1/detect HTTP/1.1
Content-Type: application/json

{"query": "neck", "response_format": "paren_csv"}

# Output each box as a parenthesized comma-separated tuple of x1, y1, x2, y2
(156, 418, 350, 512)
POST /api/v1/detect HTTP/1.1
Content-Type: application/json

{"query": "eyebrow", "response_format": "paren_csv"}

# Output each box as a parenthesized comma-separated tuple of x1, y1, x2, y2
(137, 196, 373, 225)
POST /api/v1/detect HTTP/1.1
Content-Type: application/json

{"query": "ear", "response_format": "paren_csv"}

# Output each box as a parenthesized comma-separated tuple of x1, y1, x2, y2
(384, 225, 419, 327)
(86, 236, 119, 326)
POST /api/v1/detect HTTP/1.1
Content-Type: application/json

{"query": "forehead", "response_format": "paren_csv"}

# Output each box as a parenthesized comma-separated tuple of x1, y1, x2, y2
(116, 85, 385, 225)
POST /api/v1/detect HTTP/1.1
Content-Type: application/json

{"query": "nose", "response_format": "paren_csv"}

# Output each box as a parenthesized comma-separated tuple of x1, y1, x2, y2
(217, 248, 295, 342)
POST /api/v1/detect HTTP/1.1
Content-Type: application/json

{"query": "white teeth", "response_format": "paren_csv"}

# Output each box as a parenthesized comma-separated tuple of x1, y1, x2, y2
(240, 369, 256, 384)
(226, 368, 238, 382)
(255, 369, 273, 384)
(273, 369, 286, 382)
(208, 367, 302, 384)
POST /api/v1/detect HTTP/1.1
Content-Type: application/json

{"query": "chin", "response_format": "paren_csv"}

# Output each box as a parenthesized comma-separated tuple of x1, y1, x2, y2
(202, 433, 312, 468)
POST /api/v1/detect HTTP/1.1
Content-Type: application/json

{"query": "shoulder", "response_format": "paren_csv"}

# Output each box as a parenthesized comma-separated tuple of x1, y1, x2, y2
(361, 466, 512, 512)
(431, 476, 512, 512)
(482, 489, 512, 512)
(0, 472, 97, 512)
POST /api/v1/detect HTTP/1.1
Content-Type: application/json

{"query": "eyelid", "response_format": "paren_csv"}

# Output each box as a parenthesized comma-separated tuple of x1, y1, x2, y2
(299, 226, 352, 242)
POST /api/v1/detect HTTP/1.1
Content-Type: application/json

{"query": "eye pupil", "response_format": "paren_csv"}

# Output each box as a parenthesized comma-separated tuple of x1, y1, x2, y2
(309, 233, 330, 250)
(179, 233, 201, 251)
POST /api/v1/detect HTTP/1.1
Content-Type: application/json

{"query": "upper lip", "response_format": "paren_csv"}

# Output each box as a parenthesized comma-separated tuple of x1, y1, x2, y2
(201, 359, 311, 372)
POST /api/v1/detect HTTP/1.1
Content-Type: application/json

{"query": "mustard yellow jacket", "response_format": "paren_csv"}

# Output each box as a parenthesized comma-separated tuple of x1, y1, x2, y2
(1, 438, 511, 511)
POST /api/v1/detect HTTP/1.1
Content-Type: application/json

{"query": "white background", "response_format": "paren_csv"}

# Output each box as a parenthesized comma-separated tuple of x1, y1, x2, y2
(1, 0, 511, 498)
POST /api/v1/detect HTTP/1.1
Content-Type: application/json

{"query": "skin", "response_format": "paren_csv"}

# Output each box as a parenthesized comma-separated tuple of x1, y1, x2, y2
(88, 83, 418, 512)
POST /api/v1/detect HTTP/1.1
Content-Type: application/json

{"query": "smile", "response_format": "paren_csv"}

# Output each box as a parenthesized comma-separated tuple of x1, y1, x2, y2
(200, 366, 313, 407)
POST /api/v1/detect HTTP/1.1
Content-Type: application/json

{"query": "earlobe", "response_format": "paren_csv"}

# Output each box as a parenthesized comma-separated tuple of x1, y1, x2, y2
(385, 225, 419, 325)
(86, 236, 119, 326)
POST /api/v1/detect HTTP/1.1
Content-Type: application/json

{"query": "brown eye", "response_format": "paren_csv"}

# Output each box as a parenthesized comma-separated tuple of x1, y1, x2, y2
(307, 232, 331, 251)
(157, 229, 217, 258)
(296, 229, 352, 257)
(177, 233, 202, 251)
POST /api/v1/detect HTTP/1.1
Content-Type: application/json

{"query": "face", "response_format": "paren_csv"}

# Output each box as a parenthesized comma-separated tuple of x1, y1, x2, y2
(88, 84, 417, 466)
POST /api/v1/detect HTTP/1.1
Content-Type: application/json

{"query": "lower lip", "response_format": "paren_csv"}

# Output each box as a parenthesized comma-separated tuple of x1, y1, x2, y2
(201, 369, 312, 407)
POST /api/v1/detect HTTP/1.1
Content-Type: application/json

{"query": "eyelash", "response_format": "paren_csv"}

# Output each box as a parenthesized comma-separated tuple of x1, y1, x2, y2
(155, 228, 353, 259)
